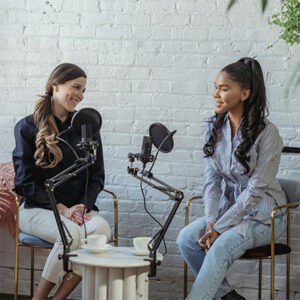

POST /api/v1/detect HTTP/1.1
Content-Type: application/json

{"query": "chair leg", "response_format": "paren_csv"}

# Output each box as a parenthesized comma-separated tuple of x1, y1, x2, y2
(271, 253, 275, 300)
(286, 253, 290, 300)
(184, 261, 187, 299)
(31, 247, 35, 298)
(258, 259, 262, 300)
(14, 244, 19, 300)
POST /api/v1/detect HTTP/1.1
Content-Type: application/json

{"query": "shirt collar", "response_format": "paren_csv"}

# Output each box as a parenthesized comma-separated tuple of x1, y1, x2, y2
(223, 113, 243, 141)
(53, 111, 76, 126)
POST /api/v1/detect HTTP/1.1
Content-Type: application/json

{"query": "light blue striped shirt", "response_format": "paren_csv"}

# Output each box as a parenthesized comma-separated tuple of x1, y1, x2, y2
(203, 115, 287, 236)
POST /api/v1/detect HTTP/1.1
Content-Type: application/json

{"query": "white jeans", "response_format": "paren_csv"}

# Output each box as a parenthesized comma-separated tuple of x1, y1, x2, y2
(19, 204, 111, 284)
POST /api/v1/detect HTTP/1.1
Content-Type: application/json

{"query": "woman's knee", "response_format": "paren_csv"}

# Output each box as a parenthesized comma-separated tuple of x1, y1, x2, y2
(177, 217, 206, 247)
(177, 225, 199, 249)
(177, 226, 189, 247)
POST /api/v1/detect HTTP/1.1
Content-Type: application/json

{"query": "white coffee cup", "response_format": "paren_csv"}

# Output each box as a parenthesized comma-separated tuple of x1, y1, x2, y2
(133, 237, 152, 252)
(82, 234, 107, 248)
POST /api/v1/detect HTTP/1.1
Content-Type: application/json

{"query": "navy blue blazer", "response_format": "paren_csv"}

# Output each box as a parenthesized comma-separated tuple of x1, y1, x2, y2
(12, 112, 105, 211)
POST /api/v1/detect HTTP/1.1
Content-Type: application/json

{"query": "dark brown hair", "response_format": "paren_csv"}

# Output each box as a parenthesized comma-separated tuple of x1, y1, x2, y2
(33, 63, 86, 168)
(203, 57, 268, 174)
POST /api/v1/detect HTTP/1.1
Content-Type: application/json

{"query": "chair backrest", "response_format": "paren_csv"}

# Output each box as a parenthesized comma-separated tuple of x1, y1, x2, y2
(280, 146, 300, 205)
(279, 178, 300, 204)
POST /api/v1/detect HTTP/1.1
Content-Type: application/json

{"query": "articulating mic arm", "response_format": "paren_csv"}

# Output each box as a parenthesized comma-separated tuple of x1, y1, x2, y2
(127, 153, 184, 277)
(45, 144, 98, 273)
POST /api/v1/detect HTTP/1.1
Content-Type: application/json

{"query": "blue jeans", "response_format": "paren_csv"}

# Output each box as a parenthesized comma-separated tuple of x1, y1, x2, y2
(177, 216, 285, 300)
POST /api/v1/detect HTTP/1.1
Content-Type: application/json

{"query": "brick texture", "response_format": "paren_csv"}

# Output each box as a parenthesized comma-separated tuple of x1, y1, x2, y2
(0, 0, 299, 298)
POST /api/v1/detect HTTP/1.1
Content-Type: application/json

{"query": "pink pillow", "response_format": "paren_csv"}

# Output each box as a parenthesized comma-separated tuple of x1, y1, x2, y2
(0, 162, 19, 237)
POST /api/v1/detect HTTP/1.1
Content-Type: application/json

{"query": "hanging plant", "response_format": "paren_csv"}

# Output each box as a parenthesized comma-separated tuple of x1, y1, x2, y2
(269, 0, 300, 47)
(227, 0, 300, 47)
(227, 0, 269, 12)
(227, 0, 299, 96)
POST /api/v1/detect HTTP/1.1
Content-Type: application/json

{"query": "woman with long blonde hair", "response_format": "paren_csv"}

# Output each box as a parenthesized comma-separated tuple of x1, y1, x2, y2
(13, 63, 110, 299)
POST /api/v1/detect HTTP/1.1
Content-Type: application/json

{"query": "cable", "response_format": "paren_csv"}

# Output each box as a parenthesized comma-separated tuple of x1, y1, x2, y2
(56, 128, 80, 160)
(140, 168, 167, 256)
(148, 132, 173, 174)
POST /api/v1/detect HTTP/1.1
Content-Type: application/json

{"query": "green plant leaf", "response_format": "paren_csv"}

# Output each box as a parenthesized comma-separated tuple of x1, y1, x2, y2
(269, 0, 300, 46)
(262, 0, 268, 12)
(227, 0, 236, 11)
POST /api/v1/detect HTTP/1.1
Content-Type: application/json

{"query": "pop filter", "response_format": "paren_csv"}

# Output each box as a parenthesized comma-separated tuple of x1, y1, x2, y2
(71, 108, 102, 137)
(149, 123, 176, 153)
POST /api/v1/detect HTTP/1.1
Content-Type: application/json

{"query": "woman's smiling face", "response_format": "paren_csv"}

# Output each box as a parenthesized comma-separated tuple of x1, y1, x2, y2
(52, 76, 86, 116)
(213, 71, 250, 116)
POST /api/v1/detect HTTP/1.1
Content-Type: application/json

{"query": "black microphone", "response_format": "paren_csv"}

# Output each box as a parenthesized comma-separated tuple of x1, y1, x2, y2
(71, 108, 102, 138)
(81, 124, 92, 144)
(127, 122, 176, 168)
(141, 136, 153, 158)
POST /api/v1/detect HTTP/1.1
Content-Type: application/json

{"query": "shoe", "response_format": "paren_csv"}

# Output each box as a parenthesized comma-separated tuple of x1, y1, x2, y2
(221, 290, 246, 300)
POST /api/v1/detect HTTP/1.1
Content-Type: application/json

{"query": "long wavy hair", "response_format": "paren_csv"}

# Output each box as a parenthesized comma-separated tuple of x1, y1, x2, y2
(203, 57, 268, 174)
(33, 63, 86, 168)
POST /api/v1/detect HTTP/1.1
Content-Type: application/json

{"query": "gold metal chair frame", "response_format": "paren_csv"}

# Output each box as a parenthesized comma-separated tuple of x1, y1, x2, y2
(14, 188, 118, 300)
(183, 195, 299, 300)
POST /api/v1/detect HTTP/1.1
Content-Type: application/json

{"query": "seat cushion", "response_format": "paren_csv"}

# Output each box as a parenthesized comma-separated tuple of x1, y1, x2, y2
(19, 232, 53, 248)
(241, 243, 291, 259)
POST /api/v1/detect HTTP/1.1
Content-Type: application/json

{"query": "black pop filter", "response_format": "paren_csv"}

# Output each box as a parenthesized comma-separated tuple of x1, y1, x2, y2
(71, 108, 102, 137)
(149, 122, 175, 153)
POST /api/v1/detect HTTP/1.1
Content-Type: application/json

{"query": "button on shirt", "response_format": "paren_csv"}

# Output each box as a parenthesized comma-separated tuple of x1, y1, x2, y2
(12, 112, 105, 211)
(203, 115, 287, 236)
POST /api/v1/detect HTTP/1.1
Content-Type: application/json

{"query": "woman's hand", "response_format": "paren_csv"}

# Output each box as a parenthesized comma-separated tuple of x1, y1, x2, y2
(198, 224, 219, 252)
(57, 203, 90, 225)
(200, 221, 216, 250)
(206, 221, 215, 233)
(69, 204, 90, 225)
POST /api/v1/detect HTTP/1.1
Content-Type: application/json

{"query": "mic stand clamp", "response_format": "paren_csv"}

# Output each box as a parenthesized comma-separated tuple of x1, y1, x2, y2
(128, 152, 154, 169)
(44, 144, 97, 273)
(127, 154, 184, 277)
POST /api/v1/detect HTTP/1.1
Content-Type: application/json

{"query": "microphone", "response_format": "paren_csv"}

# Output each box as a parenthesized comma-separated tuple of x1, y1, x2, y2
(137, 136, 153, 165)
(81, 124, 92, 144)
(71, 108, 102, 153)
(127, 122, 183, 278)
(141, 136, 152, 157)
(128, 122, 176, 169)
(71, 108, 102, 138)
(45, 108, 102, 272)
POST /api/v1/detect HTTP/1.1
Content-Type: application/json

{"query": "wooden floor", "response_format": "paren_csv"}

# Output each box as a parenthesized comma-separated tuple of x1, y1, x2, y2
(0, 294, 77, 300)
(0, 294, 30, 300)
(0, 295, 78, 300)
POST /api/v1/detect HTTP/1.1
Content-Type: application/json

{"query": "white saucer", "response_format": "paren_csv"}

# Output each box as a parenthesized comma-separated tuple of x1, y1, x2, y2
(130, 248, 149, 256)
(81, 244, 111, 254)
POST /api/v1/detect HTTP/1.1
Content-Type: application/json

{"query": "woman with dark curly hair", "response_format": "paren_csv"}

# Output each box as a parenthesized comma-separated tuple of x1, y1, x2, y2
(177, 57, 287, 300)
(13, 63, 111, 300)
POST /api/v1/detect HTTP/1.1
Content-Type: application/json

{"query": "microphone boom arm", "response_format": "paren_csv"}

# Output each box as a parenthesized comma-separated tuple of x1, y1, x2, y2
(127, 154, 184, 277)
(45, 151, 96, 273)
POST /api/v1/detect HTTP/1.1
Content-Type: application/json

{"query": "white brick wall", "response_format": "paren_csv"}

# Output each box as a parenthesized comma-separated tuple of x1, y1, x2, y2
(0, 0, 299, 298)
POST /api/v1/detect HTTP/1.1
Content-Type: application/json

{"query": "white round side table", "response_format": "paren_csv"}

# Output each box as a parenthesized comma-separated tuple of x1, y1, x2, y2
(70, 246, 160, 300)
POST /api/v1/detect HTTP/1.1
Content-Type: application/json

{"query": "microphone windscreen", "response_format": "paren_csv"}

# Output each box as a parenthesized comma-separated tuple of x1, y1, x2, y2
(71, 108, 102, 137)
(149, 122, 174, 153)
